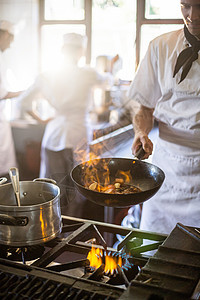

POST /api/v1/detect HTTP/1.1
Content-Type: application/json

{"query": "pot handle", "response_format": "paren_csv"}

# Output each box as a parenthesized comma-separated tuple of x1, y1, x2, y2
(33, 178, 57, 185)
(0, 177, 7, 185)
(0, 214, 28, 226)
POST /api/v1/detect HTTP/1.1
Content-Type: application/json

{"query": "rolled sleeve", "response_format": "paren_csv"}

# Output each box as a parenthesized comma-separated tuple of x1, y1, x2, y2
(128, 41, 162, 109)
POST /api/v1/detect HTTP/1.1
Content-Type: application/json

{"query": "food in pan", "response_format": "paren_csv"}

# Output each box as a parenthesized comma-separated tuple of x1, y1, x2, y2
(87, 178, 141, 194)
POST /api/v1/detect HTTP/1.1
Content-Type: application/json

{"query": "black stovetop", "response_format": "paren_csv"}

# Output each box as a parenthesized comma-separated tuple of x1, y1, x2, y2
(0, 216, 199, 299)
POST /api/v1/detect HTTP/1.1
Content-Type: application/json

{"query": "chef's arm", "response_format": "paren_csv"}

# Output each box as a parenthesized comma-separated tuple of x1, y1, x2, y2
(131, 100, 154, 159)
(26, 109, 53, 124)
(0, 90, 24, 100)
(16, 76, 49, 121)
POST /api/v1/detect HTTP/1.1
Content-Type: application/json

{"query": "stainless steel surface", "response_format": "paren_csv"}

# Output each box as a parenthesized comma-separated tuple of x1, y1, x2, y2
(33, 178, 57, 185)
(9, 167, 21, 206)
(0, 179, 62, 246)
(0, 177, 7, 185)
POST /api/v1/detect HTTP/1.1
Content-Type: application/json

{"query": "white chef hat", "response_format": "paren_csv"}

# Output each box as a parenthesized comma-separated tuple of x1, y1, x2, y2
(0, 20, 15, 35)
(63, 33, 87, 49)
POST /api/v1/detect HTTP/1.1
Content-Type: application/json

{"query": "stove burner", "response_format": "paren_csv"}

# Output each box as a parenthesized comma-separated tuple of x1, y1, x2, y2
(0, 244, 45, 262)
(85, 251, 139, 286)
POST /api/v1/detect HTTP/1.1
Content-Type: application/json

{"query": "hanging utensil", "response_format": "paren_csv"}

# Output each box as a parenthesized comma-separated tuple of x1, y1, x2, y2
(9, 167, 21, 207)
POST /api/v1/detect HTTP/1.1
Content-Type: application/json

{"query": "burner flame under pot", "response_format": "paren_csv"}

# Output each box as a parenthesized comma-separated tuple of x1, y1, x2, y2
(0, 178, 62, 247)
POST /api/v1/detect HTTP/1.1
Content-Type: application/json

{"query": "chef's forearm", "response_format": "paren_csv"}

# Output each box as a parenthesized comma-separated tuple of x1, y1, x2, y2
(131, 100, 154, 135)
(0, 91, 22, 100)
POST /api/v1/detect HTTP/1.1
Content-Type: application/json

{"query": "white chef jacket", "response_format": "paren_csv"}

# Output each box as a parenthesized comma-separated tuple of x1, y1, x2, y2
(0, 51, 17, 175)
(20, 64, 110, 152)
(19, 63, 111, 178)
(128, 28, 200, 234)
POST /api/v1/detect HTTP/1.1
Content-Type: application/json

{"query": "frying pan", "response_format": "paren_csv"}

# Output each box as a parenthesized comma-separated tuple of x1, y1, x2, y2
(71, 157, 165, 208)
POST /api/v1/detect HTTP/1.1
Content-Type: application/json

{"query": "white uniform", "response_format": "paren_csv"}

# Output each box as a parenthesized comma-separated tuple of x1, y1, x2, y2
(128, 28, 200, 234)
(19, 63, 110, 216)
(39, 65, 102, 152)
(20, 64, 109, 168)
(0, 50, 17, 175)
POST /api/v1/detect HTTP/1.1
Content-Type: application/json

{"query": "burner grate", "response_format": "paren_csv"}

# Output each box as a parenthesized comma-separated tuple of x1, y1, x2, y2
(121, 223, 200, 299)
(31, 215, 166, 269)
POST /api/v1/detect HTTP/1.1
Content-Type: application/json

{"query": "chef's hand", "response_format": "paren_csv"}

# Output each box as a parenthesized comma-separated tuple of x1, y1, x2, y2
(132, 132, 153, 159)
(27, 110, 53, 124)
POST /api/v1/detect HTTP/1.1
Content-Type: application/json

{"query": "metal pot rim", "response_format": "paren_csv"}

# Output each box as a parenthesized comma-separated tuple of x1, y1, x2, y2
(0, 180, 60, 210)
(0, 195, 60, 211)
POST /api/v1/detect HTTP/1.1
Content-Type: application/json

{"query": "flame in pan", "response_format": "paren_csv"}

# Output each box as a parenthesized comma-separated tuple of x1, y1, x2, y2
(116, 170, 132, 183)
(74, 145, 134, 191)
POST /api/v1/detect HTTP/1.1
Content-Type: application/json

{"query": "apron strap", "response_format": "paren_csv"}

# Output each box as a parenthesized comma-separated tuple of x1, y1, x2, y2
(158, 122, 200, 149)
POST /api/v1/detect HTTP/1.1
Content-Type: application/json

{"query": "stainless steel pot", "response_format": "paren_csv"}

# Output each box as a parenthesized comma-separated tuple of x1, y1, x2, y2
(0, 178, 62, 246)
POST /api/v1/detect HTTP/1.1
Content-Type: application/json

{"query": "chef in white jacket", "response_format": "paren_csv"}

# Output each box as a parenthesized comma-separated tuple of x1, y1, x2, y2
(0, 20, 22, 178)
(19, 33, 112, 216)
(128, 0, 200, 234)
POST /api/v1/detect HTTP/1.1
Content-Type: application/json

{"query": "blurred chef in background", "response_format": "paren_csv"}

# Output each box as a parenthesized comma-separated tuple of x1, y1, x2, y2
(0, 20, 23, 179)
(18, 32, 112, 216)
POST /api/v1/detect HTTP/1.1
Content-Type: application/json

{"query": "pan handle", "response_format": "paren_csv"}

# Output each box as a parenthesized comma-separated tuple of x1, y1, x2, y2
(135, 146, 146, 160)
(0, 214, 28, 226)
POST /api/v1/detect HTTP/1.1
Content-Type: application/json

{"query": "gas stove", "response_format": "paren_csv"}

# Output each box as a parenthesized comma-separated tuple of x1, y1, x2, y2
(0, 215, 199, 299)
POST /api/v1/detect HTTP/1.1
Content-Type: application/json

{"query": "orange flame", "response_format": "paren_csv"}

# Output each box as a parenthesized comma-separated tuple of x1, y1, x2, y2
(117, 170, 132, 184)
(87, 245, 103, 269)
(74, 144, 134, 191)
(82, 157, 111, 190)
(87, 246, 122, 274)
(104, 254, 122, 274)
